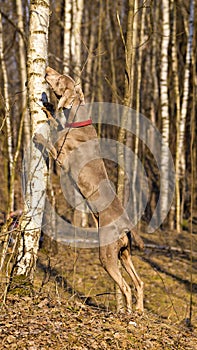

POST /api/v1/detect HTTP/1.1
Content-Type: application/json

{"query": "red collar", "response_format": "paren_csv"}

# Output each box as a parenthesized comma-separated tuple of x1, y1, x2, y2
(65, 119, 92, 128)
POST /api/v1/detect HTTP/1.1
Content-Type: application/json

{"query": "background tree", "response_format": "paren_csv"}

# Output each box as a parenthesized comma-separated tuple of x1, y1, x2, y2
(160, 0, 170, 228)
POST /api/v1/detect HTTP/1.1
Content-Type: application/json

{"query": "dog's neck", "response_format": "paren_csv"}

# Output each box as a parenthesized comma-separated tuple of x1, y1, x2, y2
(63, 98, 87, 124)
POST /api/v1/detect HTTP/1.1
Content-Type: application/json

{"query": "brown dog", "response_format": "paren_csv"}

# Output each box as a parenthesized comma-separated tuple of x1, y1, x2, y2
(35, 66, 144, 312)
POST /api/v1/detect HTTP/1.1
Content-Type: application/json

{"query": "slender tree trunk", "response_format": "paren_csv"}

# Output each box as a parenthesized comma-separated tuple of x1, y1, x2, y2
(63, 0, 72, 75)
(106, 0, 118, 104)
(117, 0, 134, 203)
(13, 0, 50, 281)
(0, 12, 13, 272)
(171, 1, 181, 232)
(97, 0, 104, 138)
(0, 12, 14, 214)
(84, 8, 96, 99)
(150, 0, 159, 154)
(178, 0, 194, 227)
(0, 11, 28, 272)
(130, 0, 138, 109)
(71, 0, 84, 78)
(63, 0, 87, 227)
(188, 33, 196, 327)
(132, 3, 145, 226)
(16, 0, 31, 146)
(73, 0, 87, 227)
(116, 0, 135, 313)
(160, 0, 170, 226)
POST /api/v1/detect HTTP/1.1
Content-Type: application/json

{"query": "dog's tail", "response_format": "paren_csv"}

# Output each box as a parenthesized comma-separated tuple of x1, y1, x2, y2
(130, 227, 144, 250)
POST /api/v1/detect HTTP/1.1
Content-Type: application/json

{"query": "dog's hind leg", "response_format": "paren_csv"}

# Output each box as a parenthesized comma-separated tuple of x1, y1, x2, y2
(120, 244, 144, 312)
(99, 240, 133, 313)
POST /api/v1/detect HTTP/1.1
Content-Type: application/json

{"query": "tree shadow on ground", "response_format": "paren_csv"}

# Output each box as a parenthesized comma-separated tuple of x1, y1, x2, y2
(37, 258, 107, 310)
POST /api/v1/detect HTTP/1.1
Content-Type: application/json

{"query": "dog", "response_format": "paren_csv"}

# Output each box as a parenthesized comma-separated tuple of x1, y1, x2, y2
(34, 66, 144, 312)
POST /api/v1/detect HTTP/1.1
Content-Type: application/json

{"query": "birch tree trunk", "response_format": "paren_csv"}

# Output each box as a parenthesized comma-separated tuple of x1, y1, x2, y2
(172, 1, 181, 232)
(13, 0, 50, 281)
(177, 0, 194, 229)
(63, 0, 72, 75)
(160, 0, 170, 226)
(71, 0, 84, 78)
(150, 2, 159, 143)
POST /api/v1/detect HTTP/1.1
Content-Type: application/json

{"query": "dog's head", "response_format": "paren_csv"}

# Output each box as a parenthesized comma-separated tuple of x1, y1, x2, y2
(45, 66, 85, 109)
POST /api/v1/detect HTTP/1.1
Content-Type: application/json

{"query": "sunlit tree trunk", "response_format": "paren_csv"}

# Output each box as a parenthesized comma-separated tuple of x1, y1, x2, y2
(116, 0, 134, 313)
(171, 1, 181, 232)
(13, 0, 50, 281)
(16, 0, 30, 146)
(0, 12, 14, 214)
(72, 0, 86, 227)
(106, 0, 118, 104)
(63, 0, 72, 75)
(160, 0, 170, 226)
(150, 1, 159, 147)
(63, 0, 87, 227)
(188, 35, 196, 326)
(178, 0, 194, 227)
(117, 0, 134, 203)
(130, 0, 138, 109)
(132, 3, 145, 228)
(0, 12, 14, 272)
(84, 7, 96, 99)
(96, 0, 104, 139)
(71, 0, 84, 78)
(0, 11, 28, 272)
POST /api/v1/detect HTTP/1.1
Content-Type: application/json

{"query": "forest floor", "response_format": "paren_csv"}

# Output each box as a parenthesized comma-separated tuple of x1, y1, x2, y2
(0, 227, 197, 349)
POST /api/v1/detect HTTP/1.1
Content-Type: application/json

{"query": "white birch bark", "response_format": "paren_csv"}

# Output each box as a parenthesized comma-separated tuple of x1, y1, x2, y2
(63, 0, 72, 75)
(150, 3, 159, 143)
(172, 1, 181, 232)
(179, 0, 194, 173)
(160, 0, 170, 224)
(178, 0, 194, 222)
(15, 0, 50, 280)
(71, 0, 84, 78)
